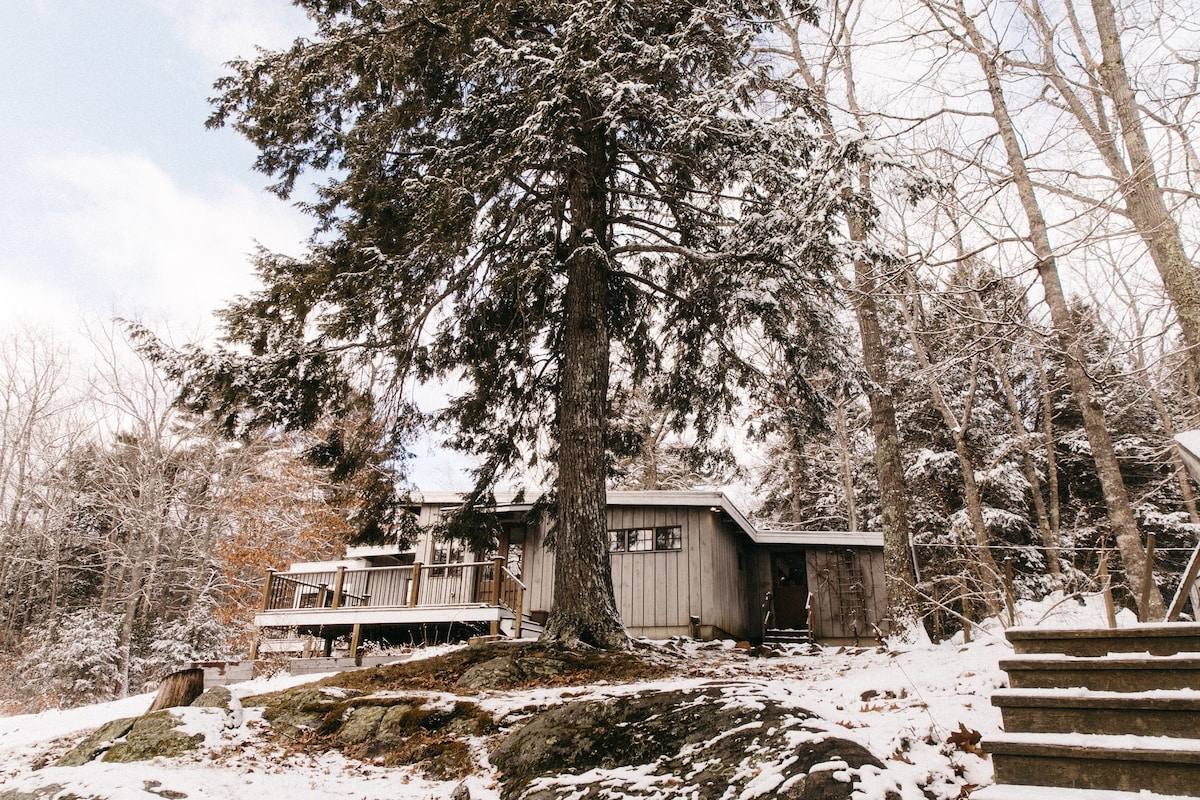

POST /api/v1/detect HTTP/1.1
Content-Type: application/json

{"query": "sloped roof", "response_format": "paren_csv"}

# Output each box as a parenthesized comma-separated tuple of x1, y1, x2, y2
(411, 489, 882, 548)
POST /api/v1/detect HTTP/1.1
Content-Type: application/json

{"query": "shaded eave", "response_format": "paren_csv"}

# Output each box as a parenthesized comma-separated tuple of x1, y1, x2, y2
(1176, 431, 1200, 484)
(407, 489, 881, 549)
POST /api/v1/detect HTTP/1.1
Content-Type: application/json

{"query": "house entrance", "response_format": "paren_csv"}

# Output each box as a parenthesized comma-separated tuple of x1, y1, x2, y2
(771, 552, 809, 631)
(475, 524, 525, 605)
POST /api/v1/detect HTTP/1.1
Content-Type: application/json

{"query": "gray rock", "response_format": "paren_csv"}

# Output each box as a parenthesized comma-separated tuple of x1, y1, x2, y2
(190, 686, 233, 710)
(451, 782, 472, 800)
(336, 705, 386, 745)
(491, 687, 895, 800)
(455, 655, 569, 691)
(55, 717, 136, 766)
(101, 711, 204, 762)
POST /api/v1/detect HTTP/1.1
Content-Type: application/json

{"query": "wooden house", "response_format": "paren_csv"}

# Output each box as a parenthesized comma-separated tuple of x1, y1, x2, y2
(251, 490, 888, 654)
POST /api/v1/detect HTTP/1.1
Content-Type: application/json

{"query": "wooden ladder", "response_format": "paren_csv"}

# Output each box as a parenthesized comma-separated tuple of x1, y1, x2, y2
(976, 624, 1200, 799)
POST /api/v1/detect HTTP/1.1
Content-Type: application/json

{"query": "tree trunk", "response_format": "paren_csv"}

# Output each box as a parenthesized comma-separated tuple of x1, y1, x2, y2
(784, 1, 919, 621)
(900, 284, 1004, 615)
(955, 0, 1165, 619)
(1086, 0, 1200, 380)
(994, 347, 1062, 583)
(543, 109, 626, 648)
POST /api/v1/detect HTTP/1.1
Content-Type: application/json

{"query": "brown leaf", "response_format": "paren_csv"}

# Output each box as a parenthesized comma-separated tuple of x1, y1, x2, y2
(947, 722, 984, 756)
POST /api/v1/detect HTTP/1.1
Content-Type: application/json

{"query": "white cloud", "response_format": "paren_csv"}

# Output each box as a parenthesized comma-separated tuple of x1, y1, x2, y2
(25, 149, 309, 331)
(146, 0, 313, 66)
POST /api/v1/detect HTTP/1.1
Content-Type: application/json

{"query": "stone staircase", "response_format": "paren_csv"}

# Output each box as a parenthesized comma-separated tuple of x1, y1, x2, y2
(976, 624, 1200, 800)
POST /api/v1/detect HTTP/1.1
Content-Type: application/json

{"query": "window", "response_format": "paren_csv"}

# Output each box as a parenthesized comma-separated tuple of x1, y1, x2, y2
(609, 525, 682, 553)
(430, 541, 464, 577)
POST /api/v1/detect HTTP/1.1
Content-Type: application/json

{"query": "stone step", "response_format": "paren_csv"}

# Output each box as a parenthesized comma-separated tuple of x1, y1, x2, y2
(973, 784, 1199, 800)
(1000, 654, 1200, 692)
(1006, 624, 1200, 657)
(992, 689, 1200, 738)
(984, 733, 1200, 796)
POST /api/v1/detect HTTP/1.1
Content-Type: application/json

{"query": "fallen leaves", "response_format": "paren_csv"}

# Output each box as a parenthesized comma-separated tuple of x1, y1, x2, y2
(947, 722, 984, 757)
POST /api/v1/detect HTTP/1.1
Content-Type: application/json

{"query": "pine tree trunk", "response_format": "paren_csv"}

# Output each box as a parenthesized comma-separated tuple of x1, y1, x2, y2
(959, 4, 1166, 619)
(543, 109, 626, 648)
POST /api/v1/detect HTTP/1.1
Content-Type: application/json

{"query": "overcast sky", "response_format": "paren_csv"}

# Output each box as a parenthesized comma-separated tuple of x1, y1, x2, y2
(0, 2, 480, 489)
(0, 1, 315, 333)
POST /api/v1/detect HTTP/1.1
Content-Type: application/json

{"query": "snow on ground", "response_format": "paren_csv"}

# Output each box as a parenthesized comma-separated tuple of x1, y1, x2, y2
(0, 592, 1124, 800)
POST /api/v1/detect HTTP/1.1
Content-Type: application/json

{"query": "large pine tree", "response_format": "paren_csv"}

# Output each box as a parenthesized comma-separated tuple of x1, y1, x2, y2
(169, 0, 857, 647)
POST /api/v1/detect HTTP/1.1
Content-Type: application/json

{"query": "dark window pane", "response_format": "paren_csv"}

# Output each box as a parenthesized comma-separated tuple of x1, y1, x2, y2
(655, 526, 681, 551)
(608, 530, 625, 552)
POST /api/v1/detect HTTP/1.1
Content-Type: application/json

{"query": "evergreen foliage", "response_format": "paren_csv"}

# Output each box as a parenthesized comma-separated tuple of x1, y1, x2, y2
(149, 0, 862, 644)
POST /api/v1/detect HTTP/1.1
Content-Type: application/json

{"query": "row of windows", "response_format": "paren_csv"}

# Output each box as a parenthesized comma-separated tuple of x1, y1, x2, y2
(609, 525, 682, 553)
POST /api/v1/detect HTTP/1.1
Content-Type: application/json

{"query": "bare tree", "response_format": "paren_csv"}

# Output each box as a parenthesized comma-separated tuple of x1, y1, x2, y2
(919, 0, 1166, 618)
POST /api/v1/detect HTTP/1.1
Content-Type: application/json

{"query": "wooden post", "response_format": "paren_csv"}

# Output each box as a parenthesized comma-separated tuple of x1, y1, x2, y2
(317, 583, 329, 608)
(350, 623, 363, 667)
(1003, 557, 1017, 626)
(492, 557, 504, 607)
(409, 563, 423, 607)
(1167, 537, 1200, 620)
(960, 578, 972, 644)
(1099, 551, 1118, 628)
(249, 638, 261, 660)
(513, 582, 524, 639)
(331, 566, 347, 609)
(259, 569, 276, 612)
(1141, 532, 1157, 621)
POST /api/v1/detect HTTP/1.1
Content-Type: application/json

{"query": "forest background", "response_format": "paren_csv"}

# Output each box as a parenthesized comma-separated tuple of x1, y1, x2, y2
(3, 0, 1200, 711)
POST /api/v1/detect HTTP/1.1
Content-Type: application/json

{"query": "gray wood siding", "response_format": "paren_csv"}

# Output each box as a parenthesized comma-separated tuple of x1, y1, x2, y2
(521, 505, 717, 636)
(523, 517, 555, 617)
(805, 547, 887, 641)
(698, 513, 752, 639)
(607, 506, 692, 632)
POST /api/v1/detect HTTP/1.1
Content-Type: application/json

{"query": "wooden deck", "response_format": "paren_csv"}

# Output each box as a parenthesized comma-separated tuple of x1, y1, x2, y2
(253, 559, 537, 643)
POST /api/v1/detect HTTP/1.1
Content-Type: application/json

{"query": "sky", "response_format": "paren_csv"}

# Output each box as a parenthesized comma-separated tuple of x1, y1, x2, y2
(0, 2, 479, 488)
(0, 1, 314, 333)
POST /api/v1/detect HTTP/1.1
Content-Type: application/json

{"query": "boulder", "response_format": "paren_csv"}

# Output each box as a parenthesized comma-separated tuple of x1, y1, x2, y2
(55, 716, 136, 766)
(491, 687, 897, 800)
(102, 711, 204, 762)
(455, 655, 570, 691)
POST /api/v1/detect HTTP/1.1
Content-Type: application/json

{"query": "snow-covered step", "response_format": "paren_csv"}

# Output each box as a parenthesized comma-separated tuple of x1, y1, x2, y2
(1006, 624, 1200, 657)
(763, 628, 810, 645)
(984, 732, 1200, 795)
(992, 688, 1200, 738)
(1000, 653, 1200, 692)
(973, 784, 1200, 800)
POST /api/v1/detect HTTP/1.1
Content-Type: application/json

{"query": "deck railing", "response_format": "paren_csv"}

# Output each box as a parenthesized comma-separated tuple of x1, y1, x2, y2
(259, 559, 527, 634)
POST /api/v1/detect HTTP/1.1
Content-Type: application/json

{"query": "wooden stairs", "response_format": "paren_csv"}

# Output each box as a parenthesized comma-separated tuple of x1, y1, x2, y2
(976, 624, 1200, 800)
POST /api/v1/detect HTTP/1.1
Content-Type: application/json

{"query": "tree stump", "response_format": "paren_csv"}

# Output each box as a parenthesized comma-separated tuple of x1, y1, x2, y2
(145, 668, 204, 713)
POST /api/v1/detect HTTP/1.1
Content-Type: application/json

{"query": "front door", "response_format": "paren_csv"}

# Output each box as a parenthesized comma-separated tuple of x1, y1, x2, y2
(475, 524, 525, 604)
(771, 552, 809, 631)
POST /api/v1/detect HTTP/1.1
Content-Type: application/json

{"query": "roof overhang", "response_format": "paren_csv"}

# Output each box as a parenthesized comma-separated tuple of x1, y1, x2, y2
(1175, 431, 1200, 484)
(409, 488, 882, 548)
(752, 529, 884, 547)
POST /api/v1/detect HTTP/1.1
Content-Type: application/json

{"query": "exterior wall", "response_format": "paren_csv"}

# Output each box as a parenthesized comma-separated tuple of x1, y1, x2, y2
(698, 511, 753, 639)
(805, 546, 888, 642)
(609, 505, 694, 636)
(521, 504, 754, 639)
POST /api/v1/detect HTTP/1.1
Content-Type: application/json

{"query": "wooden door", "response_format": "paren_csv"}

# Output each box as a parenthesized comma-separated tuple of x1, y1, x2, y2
(771, 553, 809, 631)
